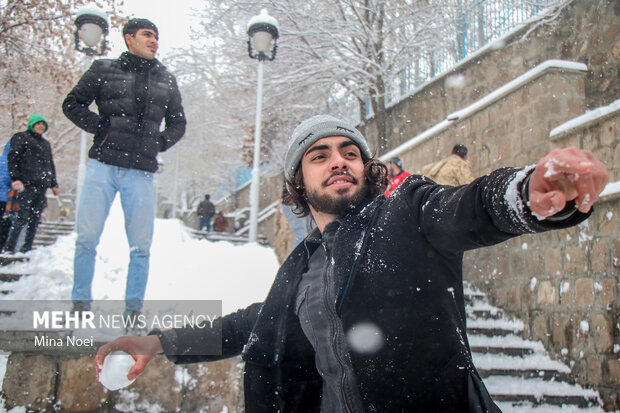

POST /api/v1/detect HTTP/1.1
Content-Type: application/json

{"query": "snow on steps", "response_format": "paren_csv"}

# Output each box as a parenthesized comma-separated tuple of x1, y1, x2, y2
(184, 226, 270, 246)
(0, 221, 74, 294)
(33, 220, 74, 247)
(465, 283, 603, 411)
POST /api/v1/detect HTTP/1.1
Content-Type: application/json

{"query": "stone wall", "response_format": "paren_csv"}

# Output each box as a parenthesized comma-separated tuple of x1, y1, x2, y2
(395, 65, 588, 175)
(216, 171, 285, 246)
(364, 0, 619, 153)
(2, 353, 243, 412)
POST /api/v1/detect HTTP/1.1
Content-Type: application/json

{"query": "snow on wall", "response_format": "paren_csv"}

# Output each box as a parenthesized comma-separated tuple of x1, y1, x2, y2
(380, 60, 588, 161)
(600, 180, 620, 199)
(550, 99, 620, 139)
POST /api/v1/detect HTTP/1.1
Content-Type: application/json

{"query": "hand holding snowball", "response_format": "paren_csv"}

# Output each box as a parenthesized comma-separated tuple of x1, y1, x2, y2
(99, 351, 137, 390)
(95, 335, 163, 388)
(529, 147, 608, 217)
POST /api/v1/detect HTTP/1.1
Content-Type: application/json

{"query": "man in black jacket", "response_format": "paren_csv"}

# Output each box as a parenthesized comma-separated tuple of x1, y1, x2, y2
(3, 113, 59, 253)
(97, 115, 608, 412)
(196, 194, 215, 232)
(63, 18, 186, 317)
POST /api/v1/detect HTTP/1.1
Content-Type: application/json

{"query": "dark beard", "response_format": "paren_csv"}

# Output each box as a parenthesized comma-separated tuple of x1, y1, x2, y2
(305, 172, 366, 215)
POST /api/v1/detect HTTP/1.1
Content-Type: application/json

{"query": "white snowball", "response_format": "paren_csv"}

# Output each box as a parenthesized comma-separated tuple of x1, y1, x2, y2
(347, 322, 385, 355)
(99, 351, 136, 391)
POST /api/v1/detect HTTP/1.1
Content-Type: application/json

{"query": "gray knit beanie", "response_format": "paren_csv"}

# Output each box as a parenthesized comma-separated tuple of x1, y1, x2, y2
(284, 115, 372, 182)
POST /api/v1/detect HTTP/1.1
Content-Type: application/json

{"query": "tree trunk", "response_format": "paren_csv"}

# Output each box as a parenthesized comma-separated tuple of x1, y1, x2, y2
(370, 79, 388, 153)
(357, 97, 367, 137)
(372, 1, 389, 152)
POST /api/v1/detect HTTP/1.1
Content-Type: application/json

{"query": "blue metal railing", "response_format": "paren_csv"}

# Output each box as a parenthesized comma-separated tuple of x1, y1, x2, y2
(386, 0, 559, 106)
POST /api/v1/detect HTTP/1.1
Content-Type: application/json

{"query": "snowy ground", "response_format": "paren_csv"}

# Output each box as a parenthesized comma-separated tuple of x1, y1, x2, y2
(0, 198, 280, 412)
(0, 197, 279, 312)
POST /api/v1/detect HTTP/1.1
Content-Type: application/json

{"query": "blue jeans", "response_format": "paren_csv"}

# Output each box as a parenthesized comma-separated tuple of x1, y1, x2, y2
(199, 216, 211, 231)
(72, 160, 154, 314)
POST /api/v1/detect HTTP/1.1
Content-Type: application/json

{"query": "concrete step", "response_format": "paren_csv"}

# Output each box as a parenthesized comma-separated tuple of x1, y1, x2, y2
(37, 223, 74, 229)
(474, 352, 571, 381)
(469, 334, 541, 357)
(479, 367, 570, 381)
(467, 320, 523, 337)
(494, 394, 599, 407)
(0, 255, 29, 266)
(186, 228, 269, 246)
(34, 234, 57, 242)
(0, 273, 28, 282)
(484, 376, 601, 408)
(496, 400, 604, 412)
(464, 290, 487, 305)
(38, 221, 75, 229)
(35, 229, 72, 236)
(33, 240, 55, 247)
(467, 308, 505, 320)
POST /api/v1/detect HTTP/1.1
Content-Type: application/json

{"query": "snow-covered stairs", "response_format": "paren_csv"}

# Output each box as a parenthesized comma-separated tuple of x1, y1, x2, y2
(465, 283, 604, 412)
(0, 221, 74, 295)
(33, 220, 74, 248)
(184, 225, 270, 245)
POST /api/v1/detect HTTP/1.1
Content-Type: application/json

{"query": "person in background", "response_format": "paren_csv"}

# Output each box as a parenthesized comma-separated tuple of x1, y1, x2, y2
(213, 211, 229, 233)
(196, 194, 215, 232)
(0, 141, 13, 251)
(62, 18, 186, 317)
(96, 115, 609, 412)
(421, 143, 474, 186)
(4, 114, 59, 254)
(384, 156, 411, 196)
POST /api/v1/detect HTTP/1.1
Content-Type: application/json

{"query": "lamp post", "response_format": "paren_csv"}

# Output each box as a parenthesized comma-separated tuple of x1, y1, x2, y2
(247, 9, 279, 243)
(73, 6, 109, 215)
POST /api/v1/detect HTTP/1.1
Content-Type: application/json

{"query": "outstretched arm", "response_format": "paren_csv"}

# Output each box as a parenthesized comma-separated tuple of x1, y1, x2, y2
(95, 302, 263, 380)
(415, 147, 608, 252)
(528, 147, 609, 217)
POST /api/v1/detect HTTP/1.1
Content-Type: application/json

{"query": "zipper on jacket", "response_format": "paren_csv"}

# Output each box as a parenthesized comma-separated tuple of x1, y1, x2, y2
(97, 134, 109, 149)
(322, 242, 353, 413)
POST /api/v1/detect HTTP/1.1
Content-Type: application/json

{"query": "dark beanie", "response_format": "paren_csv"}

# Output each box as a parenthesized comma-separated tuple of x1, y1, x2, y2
(122, 18, 158, 36)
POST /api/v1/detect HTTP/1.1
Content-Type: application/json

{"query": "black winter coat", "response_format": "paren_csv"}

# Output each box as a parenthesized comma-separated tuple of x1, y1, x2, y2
(8, 130, 58, 189)
(158, 168, 590, 412)
(62, 52, 186, 172)
(197, 199, 215, 217)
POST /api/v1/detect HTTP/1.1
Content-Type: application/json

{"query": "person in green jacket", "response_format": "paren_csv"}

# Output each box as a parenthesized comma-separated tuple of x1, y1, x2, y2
(3, 114, 60, 253)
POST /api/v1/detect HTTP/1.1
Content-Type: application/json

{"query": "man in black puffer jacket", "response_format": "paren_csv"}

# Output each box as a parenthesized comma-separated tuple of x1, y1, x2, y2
(4, 113, 59, 253)
(97, 116, 608, 412)
(62, 18, 186, 318)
